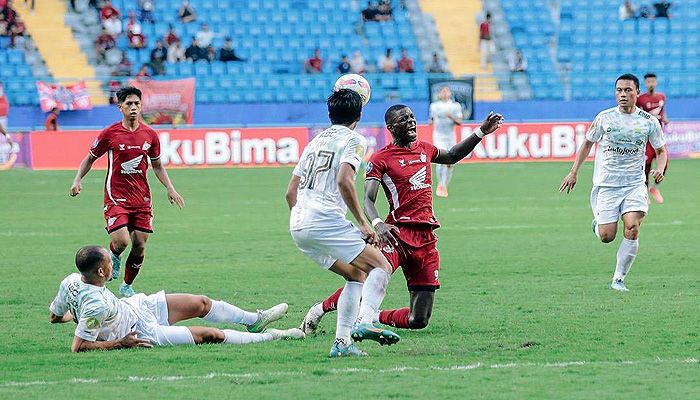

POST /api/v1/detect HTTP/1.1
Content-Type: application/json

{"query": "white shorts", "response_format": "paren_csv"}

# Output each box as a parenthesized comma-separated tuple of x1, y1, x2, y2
(124, 291, 195, 346)
(433, 131, 456, 150)
(290, 221, 367, 269)
(590, 184, 648, 225)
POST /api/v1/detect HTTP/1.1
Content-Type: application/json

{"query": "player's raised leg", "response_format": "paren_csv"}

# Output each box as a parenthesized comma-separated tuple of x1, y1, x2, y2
(611, 211, 643, 291)
(120, 230, 149, 297)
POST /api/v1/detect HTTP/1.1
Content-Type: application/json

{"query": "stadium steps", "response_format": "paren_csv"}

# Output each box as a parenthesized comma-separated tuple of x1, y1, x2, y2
(418, 0, 502, 101)
(14, 0, 108, 105)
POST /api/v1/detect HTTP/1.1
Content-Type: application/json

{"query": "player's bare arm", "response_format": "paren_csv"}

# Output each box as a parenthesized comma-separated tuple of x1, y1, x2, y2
(0, 124, 12, 144)
(364, 179, 399, 246)
(559, 140, 595, 193)
(433, 112, 504, 164)
(285, 175, 301, 210)
(49, 312, 73, 324)
(650, 145, 668, 183)
(151, 158, 185, 209)
(70, 332, 153, 353)
(337, 163, 379, 245)
(70, 153, 98, 197)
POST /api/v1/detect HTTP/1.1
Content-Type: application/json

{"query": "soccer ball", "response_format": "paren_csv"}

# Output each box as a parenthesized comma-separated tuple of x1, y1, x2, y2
(333, 74, 371, 106)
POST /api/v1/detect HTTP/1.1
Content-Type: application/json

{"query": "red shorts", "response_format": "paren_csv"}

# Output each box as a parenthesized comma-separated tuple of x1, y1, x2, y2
(381, 225, 440, 290)
(645, 142, 656, 164)
(104, 204, 153, 233)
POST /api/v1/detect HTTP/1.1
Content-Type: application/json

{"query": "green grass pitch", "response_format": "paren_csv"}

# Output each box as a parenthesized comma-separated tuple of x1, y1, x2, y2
(0, 160, 698, 399)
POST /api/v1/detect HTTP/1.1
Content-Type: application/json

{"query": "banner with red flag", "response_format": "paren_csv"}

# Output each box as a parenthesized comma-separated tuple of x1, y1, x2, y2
(128, 78, 195, 125)
(36, 81, 92, 112)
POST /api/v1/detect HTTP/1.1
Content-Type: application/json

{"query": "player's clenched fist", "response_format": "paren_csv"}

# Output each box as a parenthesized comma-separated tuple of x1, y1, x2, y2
(70, 181, 82, 197)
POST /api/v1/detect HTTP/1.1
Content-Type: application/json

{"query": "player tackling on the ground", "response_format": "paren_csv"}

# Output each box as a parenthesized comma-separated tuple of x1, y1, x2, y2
(636, 72, 669, 204)
(299, 105, 503, 333)
(429, 86, 463, 197)
(286, 89, 400, 357)
(50, 245, 303, 352)
(70, 86, 185, 298)
(560, 73, 667, 292)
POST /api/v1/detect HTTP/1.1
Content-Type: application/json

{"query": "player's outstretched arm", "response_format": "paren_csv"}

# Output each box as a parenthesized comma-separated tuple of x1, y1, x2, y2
(70, 332, 153, 353)
(70, 154, 98, 197)
(337, 163, 378, 246)
(434, 112, 504, 164)
(49, 312, 73, 324)
(364, 180, 399, 246)
(151, 158, 185, 209)
(650, 145, 668, 184)
(559, 140, 595, 193)
(285, 175, 301, 210)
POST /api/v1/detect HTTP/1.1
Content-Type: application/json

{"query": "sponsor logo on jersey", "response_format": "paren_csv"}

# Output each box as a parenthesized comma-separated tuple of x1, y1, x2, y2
(142, 141, 151, 151)
(121, 155, 144, 174)
(366, 161, 373, 174)
(382, 245, 395, 253)
(605, 146, 639, 155)
(127, 145, 141, 149)
(409, 166, 431, 190)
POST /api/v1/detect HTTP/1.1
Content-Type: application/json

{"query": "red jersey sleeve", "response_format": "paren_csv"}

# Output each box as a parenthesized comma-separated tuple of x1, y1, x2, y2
(365, 152, 385, 181)
(89, 128, 112, 159)
(148, 129, 161, 160)
(424, 141, 440, 162)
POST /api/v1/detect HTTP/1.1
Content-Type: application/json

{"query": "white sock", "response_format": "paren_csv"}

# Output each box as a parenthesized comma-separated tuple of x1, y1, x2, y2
(374, 310, 381, 324)
(336, 281, 362, 345)
(203, 300, 258, 326)
(311, 302, 324, 317)
(613, 238, 638, 281)
(356, 268, 390, 325)
(437, 165, 446, 187)
(223, 329, 274, 344)
(445, 166, 454, 187)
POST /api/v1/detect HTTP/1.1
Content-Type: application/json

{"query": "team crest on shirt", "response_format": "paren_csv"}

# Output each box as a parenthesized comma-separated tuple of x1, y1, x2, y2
(85, 317, 100, 329)
(420, 153, 427, 162)
(382, 245, 395, 253)
(398, 159, 406, 167)
(142, 141, 151, 151)
(366, 162, 373, 174)
(119, 144, 125, 151)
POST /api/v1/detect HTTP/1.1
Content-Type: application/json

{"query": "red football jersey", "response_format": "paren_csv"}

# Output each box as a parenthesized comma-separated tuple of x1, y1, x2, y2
(89, 121, 161, 208)
(366, 141, 440, 228)
(636, 92, 667, 125)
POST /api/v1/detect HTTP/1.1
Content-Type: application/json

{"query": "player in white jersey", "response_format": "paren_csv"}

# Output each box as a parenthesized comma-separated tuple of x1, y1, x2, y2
(429, 86, 463, 197)
(560, 74, 667, 292)
(50, 245, 304, 352)
(286, 89, 400, 357)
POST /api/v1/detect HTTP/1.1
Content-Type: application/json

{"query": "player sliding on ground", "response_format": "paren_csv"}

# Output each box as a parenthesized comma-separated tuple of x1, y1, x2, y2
(286, 89, 400, 357)
(560, 73, 667, 292)
(300, 105, 503, 333)
(70, 86, 185, 298)
(49, 245, 303, 352)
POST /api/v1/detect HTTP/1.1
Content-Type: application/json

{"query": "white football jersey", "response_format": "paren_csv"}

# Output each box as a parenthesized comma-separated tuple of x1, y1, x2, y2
(587, 106, 665, 187)
(50, 273, 138, 342)
(430, 100, 463, 136)
(290, 125, 367, 230)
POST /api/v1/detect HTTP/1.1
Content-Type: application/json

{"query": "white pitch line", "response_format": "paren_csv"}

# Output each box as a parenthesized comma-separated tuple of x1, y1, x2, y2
(1, 359, 696, 388)
(446, 220, 686, 231)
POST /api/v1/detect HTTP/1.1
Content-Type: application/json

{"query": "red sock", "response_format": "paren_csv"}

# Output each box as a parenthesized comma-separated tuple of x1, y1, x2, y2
(322, 287, 344, 313)
(379, 308, 411, 328)
(123, 253, 144, 285)
(109, 242, 123, 256)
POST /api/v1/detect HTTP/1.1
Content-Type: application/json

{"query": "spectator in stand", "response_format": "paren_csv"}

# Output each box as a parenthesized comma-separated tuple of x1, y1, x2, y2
(139, 0, 155, 23)
(350, 50, 366, 74)
(304, 48, 322, 73)
(107, 80, 121, 105)
(150, 40, 167, 75)
(95, 27, 116, 63)
(127, 24, 147, 49)
(219, 37, 244, 62)
(178, 0, 196, 23)
(619, 1, 637, 20)
(103, 14, 122, 38)
(9, 18, 25, 48)
(361, 1, 379, 22)
(337, 54, 351, 74)
(377, 0, 393, 21)
(654, 1, 671, 18)
(509, 49, 528, 73)
(45, 107, 60, 131)
(427, 52, 445, 73)
(378, 48, 397, 72)
(398, 48, 414, 73)
(205, 45, 217, 62)
(114, 51, 133, 76)
(126, 11, 141, 36)
(135, 64, 151, 80)
(100, 0, 119, 21)
(185, 37, 204, 61)
(167, 39, 186, 62)
(479, 13, 494, 69)
(164, 24, 179, 47)
(195, 23, 214, 48)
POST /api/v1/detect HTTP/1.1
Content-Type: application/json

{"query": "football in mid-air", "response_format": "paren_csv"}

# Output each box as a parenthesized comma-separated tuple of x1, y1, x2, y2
(333, 74, 371, 106)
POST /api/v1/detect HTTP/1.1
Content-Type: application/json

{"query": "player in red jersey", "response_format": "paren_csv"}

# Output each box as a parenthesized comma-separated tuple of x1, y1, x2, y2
(636, 72, 669, 204)
(299, 105, 503, 333)
(69, 86, 185, 298)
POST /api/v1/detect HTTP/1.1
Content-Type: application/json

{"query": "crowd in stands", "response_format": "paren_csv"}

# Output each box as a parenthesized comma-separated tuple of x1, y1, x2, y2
(0, 0, 27, 48)
(619, 1, 673, 32)
(305, 47, 417, 74)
